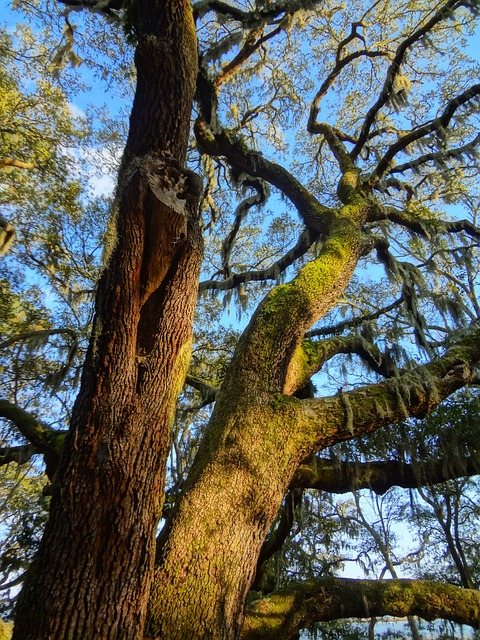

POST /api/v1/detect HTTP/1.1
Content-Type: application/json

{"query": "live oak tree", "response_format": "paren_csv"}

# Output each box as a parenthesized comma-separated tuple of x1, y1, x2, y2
(1, 0, 480, 639)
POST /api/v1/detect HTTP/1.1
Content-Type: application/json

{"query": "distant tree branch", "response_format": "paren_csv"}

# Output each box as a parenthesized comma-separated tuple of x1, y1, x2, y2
(305, 296, 404, 338)
(0, 328, 78, 351)
(388, 133, 480, 177)
(367, 206, 480, 240)
(242, 578, 480, 640)
(199, 227, 318, 293)
(0, 443, 41, 467)
(351, 0, 473, 161)
(220, 177, 269, 278)
(368, 83, 480, 186)
(184, 375, 218, 403)
(252, 488, 303, 592)
(0, 400, 64, 477)
(215, 24, 283, 88)
(290, 453, 480, 494)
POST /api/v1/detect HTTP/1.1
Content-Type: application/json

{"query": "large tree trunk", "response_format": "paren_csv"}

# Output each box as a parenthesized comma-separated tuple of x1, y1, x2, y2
(146, 220, 367, 639)
(12, 2, 201, 639)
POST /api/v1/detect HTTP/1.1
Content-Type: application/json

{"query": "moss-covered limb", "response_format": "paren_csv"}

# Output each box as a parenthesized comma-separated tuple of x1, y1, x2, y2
(241, 578, 480, 640)
(199, 228, 317, 293)
(0, 328, 78, 352)
(290, 453, 480, 495)
(193, 0, 325, 25)
(0, 400, 65, 477)
(184, 374, 218, 403)
(194, 118, 334, 234)
(284, 335, 396, 395)
(215, 25, 283, 89)
(226, 218, 367, 393)
(297, 328, 480, 451)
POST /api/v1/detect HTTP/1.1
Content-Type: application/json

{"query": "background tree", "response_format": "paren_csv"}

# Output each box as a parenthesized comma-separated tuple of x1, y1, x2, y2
(1, 0, 480, 639)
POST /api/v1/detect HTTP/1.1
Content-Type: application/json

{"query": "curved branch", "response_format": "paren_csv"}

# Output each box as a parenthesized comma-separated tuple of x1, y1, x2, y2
(351, 0, 473, 161)
(389, 132, 480, 177)
(242, 578, 480, 640)
(369, 83, 480, 186)
(308, 50, 386, 134)
(298, 327, 480, 450)
(199, 227, 318, 293)
(285, 335, 396, 396)
(290, 452, 480, 495)
(305, 296, 404, 338)
(194, 119, 334, 233)
(220, 177, 269, 278)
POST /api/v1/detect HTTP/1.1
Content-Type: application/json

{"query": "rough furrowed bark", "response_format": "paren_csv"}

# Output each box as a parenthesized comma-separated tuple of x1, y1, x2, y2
(146, 398, 304, 640)
(12, 1, 201, 639)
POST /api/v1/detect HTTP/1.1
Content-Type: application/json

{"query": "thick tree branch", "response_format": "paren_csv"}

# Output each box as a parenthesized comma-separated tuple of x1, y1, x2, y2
(242, 578, 480, 640)
(351, 0, 474, 161)
(196, 122, 334, 231)
(367, 206, 480, 240)
(290, 452, 480, 494)
(284, 335, 396, 395)
(194, 119, 335, 233)
(296, 327, 480, 450)
(306, 123, 355, 176)
(194, 0, 324, 25)
(199, 227, 318, 293)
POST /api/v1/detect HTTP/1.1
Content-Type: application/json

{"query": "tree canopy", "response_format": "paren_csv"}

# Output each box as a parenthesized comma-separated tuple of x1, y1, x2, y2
(1, 0, 480, 638)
